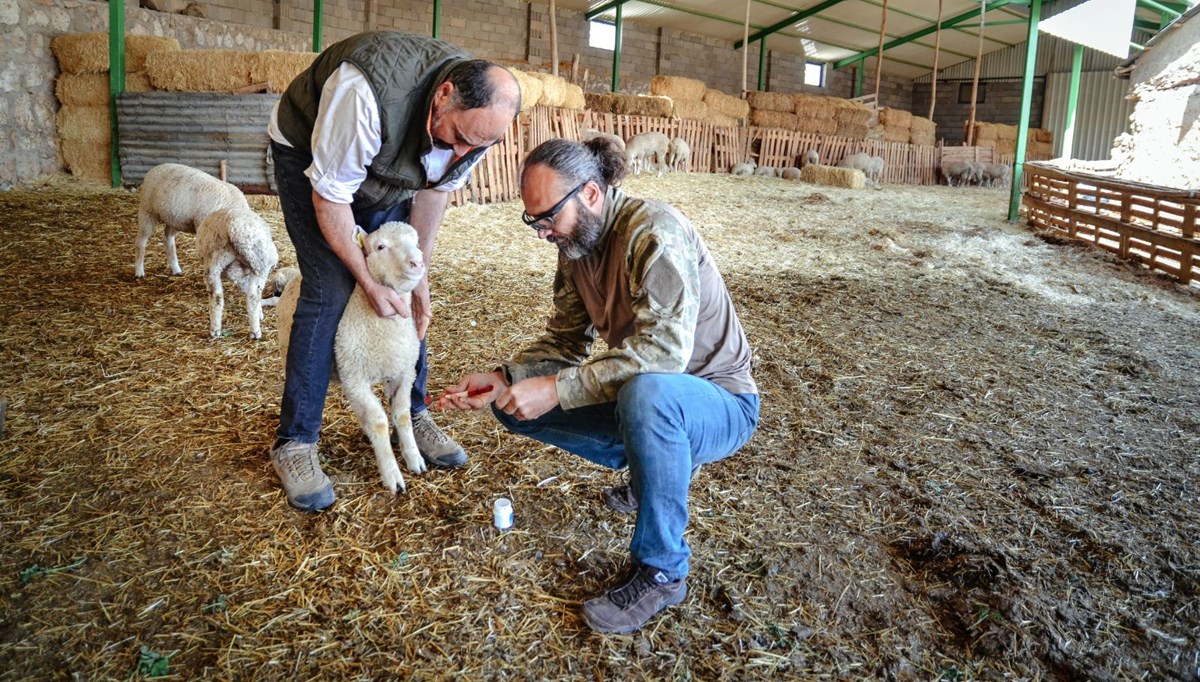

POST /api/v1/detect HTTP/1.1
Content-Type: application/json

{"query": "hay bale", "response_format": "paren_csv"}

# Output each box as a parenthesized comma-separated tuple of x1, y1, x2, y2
(56, 105, 110, 143)
(611, 94, 672, 118)
(972, 121, 999, 142)
(833, 100, 872, 126)
(584, 92, 614, 114)
(650, 75, 706, 102)
(702, 89, 749, 119)
(563, 83, 586, 111)
(56, 72, 155, 106)
(801, 163, 865, 189)
(705, 111, 740, 128)
(910, 116, 936, 136)
(750, 110, 799, 129)
(529, 72, 567, 107)
(835, 121, 869, 140)
(60, 138, 112, 182)
(878, 107, 912, 129)
(747, 91, 793, 113)
(672, 98, 709, 121)
(792, 94, 836, 119)
(249, 50, 318, 93)
(127, 71, 153, 93)
(794, 117, 837, 135)
(995, 124, 1018, 142)
(1033, 128, 1054, 143)
(52, 33, 180, 74)
(883, 126, 910, 143)
(509, 69, 543, 111)
(126, 35, 181, 71)
(145, 50, 255, 91)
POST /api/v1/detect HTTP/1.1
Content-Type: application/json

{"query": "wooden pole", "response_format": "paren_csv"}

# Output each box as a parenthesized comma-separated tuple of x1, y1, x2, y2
(966, 0, 986, 145)
(741, 0, 751, 95)
(873, 0, 889, 103)
(929, 0, 943, 119)
(549, 0, 559, 76)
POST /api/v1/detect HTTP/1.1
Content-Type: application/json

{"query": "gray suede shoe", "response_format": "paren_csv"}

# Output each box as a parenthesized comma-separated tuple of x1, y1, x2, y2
(270, 440, 335, 511)
(582, 563, 688, 634)
(601, 464, 702, 514)
(412, 410, 468, 468)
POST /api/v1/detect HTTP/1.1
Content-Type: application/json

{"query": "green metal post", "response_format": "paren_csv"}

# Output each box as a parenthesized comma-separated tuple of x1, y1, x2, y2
(611, 3, 623, 92)
(109, 0, 125, 188)
(757, 38, 767, 91)
(313, 0, 323, 52)
(432, 0, 441, 38)
(1008, 0, 1041, 222)
(1061, 43, 1083, 160)
(854, 60, 864, 97)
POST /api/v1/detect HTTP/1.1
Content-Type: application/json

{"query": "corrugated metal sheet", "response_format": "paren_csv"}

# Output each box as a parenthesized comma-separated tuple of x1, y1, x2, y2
(116, 92, 278, 190)
(1042, 70, 1132, 161)
(913, 30, 1157, 82)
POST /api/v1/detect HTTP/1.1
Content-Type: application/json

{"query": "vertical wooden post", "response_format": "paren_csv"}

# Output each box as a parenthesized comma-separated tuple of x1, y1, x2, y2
(929, 0, 943, 120)
(873, 0, 889, 103)
(549, 0, 559, 76)
(966, 2, 986, 146)
(741, 0, 751, 96)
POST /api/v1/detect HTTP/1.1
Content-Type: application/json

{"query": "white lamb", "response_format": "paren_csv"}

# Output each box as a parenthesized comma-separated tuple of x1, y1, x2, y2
(665, 137, 691, 172)
(195, 206, 279, 340)
(980, 162, 1011, 188)
(803, 149, 820, 168)
(780, 167, 802, 180)
(625, 131, 670, 175)
(134, 162, 250, 278)
(582, 128, 626, 152)
(941, 160, 980, 187)
(839, 152, 884, 188)
(753, 166, 778, 177)
(277, 221, 427, 494)
(731, 160, 757, 176)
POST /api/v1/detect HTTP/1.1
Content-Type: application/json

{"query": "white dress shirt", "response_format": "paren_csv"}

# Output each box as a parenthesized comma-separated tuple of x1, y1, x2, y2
(268, 62, 478, 204)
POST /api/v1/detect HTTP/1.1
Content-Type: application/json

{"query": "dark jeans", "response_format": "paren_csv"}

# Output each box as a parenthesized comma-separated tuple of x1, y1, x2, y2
(272, 141, 431, 444)
(493, 373, 760, 579)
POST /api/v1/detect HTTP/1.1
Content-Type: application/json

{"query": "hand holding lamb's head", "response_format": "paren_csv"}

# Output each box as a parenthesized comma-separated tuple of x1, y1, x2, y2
(362, 222, 425, 293)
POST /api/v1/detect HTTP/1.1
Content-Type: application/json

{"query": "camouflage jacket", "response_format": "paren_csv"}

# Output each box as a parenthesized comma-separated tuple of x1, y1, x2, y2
(503, 186, 757, 410)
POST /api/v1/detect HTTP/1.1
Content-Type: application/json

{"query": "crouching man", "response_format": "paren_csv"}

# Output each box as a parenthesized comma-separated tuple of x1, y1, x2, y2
(438, 137, 760, 634)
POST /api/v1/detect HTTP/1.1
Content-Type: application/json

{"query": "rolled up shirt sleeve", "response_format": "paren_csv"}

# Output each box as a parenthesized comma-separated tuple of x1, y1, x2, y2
(304, 63, 381, 204)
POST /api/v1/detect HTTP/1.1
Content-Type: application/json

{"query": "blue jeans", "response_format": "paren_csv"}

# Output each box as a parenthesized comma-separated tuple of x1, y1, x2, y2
(492, 373, 760, 579)
(272, 141, 431, 444)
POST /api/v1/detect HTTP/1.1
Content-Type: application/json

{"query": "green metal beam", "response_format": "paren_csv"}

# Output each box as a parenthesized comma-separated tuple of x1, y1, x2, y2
(854, 60, 863, 96)
(313, 0, 323, 51)
(1009, 0, 1040, 222)
(592, 0, 759, 29)
(950, 19, 1028, 27)
(736, 0, 851, 49)
(812, 11, 977, 61)
(758, 38, 767, 90)
(1137, 0, 1182, 17)
(432, 0, 441, 38)
(835, 0, 1017, 68)
(587, 0, 631, 21)
(949, 25, 1018, 49)
(109, 0, 124, 188)
(611, 2, 622, 92)
(1060, 42, 1082, 160)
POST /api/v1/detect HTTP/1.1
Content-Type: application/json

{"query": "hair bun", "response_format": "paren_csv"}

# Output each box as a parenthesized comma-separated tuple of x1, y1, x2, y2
(584, 136, 629, 187)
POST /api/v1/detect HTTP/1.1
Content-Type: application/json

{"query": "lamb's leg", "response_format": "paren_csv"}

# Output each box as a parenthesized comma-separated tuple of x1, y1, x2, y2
(244, 275, 265, 340)
(386, 372, 427, 476)
(343, 379, 406, 493)
(165, 226, 183, 276)
(204, 260, 226, 339)
(134, 209, 155, 278)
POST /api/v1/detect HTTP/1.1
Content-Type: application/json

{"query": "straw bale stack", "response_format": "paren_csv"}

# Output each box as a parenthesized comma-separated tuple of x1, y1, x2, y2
(56, 72, 152, 106)
(584, 92, 615, 113)
(529, 72, 568, 107)
(792, 94, 837, 119)
(611, 94, 672, 118)
(835, 121, 870, 139)
(909, 116, 936, 146)
(878, 107, 912, 129)
(801, 163, 866, 189)
(650, 75, 706, 102)
(1033, 128, 1053, 143)
(249, 50, 318, 93)
(509, 69, 543, 111)
(563, 84, 586, 111)
(706, 111, 739, 127)
(795, 117, 838, 136)
(750, 110, 799, 129)
(702, 89, 749, 120)
(145, 50, 256, 91)
(672, 98, 709, 122)
(52, 33, 180, 74)
(747, 91, 793, 113)
(56, 105, 111, 182)
(61, 142, 112, 182)
(833, 98, 872, 126)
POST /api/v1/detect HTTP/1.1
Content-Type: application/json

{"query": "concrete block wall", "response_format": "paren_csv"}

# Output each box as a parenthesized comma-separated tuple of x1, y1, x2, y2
(911, 78, 1047, 145)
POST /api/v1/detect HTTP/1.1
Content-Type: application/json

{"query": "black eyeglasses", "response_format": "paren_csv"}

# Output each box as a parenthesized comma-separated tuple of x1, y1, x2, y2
(521, 181, 587, 231)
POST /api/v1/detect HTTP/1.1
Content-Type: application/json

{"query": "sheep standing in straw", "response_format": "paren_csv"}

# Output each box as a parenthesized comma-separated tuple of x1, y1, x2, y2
(625, 131, 670, 176)
(277, 222, 427, 494)
(731, 160, 756, 176)
(196, 207, 279, 340)
(665, 137, 691, 173)
(839, 152, 883, 188)
(134, 163, 250, 278)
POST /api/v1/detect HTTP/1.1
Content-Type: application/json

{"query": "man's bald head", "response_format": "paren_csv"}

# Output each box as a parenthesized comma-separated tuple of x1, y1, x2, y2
(444, 60, 521, 117)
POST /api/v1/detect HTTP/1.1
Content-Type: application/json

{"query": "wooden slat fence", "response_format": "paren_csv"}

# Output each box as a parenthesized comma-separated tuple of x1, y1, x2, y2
(1023, 161, 1199, 285)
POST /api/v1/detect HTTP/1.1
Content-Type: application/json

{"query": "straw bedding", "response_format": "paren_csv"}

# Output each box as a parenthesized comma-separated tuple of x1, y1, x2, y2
(1, 174, 1197, 680)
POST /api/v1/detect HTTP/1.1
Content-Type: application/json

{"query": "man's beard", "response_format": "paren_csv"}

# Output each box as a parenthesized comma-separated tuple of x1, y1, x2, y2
(551, 203, 602, 260)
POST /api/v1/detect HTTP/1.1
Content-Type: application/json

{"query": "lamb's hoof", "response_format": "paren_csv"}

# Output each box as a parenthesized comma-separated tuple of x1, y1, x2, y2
(405, 457, 428, 476)
(382, 469, 406, 494)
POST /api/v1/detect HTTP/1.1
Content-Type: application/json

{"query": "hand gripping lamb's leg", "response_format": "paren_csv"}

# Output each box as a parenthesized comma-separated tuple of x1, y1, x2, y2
(342, 378, 407, 493)
(387, 372, 427, 477)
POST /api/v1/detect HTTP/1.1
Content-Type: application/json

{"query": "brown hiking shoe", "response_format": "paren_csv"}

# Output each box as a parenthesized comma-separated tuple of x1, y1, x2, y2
(412, 410, 468, 468)
(601, 464, 702, 514)
(582, 563, 688, 634)
(270, 440, 335, 511)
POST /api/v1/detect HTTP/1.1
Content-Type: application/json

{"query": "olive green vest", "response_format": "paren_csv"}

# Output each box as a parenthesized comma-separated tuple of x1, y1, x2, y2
(276, 31, 484, 212)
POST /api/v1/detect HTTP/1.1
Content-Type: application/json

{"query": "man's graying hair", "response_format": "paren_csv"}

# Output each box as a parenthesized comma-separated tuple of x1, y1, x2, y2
(522, 137, 629, 193)
(445, 59, 519, 112)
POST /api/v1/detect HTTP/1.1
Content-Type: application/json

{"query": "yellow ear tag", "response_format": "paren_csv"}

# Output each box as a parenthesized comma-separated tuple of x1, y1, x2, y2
(354, 226, 367, 249)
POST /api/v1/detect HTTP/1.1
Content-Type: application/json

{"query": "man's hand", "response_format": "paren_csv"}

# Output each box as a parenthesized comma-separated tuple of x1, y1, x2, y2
(366, 281, 411, 319)
(495, 375, 559, 421)
(435, 371, 508, 411)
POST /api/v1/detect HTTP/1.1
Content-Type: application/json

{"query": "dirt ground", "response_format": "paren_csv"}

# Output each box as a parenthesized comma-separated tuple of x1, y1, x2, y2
(0, 173, 1197, 681)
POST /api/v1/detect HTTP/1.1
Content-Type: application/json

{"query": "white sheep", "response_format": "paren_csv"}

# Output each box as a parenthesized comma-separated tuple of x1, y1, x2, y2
(134, 162, 250, 278)
(941, 160, 979, 187)
(839, 152, 883, 188)
(803, 149, 819, 168)
(196, 206, 279, 340)
(980, 162, 1011, 188)
(582, 128, 626, 152)
(277, 221, 427, 494)
(731, 160, 757, 176)
(625, 131, 670, 175)
(665, 137, 691, 173)
(780, 167, 802, 180)
(868, 155, 886, 186)
(261, 266, 300, 307)
(753, 166, 778, 177)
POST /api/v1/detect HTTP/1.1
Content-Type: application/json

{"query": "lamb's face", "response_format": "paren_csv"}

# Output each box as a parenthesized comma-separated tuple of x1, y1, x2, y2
(364, 222, 425, 293)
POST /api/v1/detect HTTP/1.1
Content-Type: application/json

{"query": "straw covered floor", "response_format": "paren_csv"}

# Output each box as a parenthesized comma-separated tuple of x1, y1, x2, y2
(0, 173, 1198, 680)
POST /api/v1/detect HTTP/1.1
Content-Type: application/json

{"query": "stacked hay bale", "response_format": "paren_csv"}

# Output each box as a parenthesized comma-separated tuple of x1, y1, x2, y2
(583, 92, 672, 118)
(968, 122, 1054, 157)
(527, 72, 584, 110)
(788, 94, 836, 136)
(508, 69, 544, 112)
(702, 89, 749, 127)
(877, 108, 912, 143)
(747, 91, 798, 130)
(909, 115, 937, 146)
(651, 75, 708, 123)
(748, 92, 872, 138)
(800, 163, 866, 189)
(1029, 128, 1054, 158)
(830, 98, 872, 140)
(51, 33, 180, 181)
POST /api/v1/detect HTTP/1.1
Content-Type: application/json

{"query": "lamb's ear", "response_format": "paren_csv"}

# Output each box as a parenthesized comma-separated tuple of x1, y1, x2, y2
(353, 225, 368, 250)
